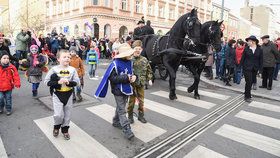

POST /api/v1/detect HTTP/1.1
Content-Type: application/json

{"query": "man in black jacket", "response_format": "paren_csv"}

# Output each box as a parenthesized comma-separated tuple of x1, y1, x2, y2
(259, 35, 279, 90)
(240, 35, 263, 102)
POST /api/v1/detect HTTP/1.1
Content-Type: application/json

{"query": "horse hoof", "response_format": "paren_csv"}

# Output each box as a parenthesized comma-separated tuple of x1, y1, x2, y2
(194, 95, 200, 100)
(169, 95, 177, 100)
(188, 87, 194, 93)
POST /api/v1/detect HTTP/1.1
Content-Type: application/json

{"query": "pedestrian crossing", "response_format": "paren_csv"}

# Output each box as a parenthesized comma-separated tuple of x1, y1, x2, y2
(2, 86, 279, 157)
(0, 136, 8, 158)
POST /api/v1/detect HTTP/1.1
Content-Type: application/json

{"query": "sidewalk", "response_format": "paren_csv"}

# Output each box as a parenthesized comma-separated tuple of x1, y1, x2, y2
(199, 69, 280, 102)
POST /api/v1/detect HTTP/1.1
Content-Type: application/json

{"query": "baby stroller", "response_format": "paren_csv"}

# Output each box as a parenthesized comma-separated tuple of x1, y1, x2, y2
(42, 44, 57, 65)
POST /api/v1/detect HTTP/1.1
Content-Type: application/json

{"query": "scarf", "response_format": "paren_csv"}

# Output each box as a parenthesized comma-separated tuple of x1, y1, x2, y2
(32, 53, 38, 66)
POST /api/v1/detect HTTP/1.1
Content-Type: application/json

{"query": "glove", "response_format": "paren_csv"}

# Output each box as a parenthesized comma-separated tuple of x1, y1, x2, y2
(148, 80, 153, 86)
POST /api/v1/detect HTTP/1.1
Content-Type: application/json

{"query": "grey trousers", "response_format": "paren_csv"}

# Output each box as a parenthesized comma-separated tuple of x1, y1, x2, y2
(52, 93, 73, 127)
(113, 95, 130, 128)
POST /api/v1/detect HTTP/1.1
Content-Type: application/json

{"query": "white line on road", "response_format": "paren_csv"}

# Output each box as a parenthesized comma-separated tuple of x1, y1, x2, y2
(144, 99, 196, 122)
(151, 91, 216, 109)
(235, 111, 280, 130)
(87, 104, 166, 143)
(0, 136, 8, 158)
(176, 86, 230, 100)
(215, 124, 280, 157)
(34, 116, 117, 158)
(184, 145, 229, 158)
(248, 101, 280, 113)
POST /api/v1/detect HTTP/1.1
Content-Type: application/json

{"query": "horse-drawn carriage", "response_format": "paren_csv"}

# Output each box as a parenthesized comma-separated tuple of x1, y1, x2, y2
(138, 8, 223, 100)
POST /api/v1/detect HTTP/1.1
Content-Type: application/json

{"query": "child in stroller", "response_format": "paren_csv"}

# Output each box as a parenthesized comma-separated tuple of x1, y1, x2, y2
(42, 44, 57, 65)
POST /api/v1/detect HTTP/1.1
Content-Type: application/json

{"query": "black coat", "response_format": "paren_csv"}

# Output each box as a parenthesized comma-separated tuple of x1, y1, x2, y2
(225, 46, 236, 68)
(143, 25, 154, 35)
(240, 46, 263, 71)
(109, 68, 130, 96)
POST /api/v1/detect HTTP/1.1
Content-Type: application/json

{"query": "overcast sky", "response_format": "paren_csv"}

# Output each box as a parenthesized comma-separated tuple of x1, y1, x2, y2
(213, 0, 280, 17)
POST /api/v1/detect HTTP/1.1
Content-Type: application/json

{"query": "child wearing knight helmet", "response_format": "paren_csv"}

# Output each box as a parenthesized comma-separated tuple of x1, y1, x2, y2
(95, 43, 136, 140)
(44, 49, 80, 140)
(0, 50, 21, 115)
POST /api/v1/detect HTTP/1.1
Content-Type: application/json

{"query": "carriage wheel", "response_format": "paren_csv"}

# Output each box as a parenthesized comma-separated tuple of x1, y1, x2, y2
(159, 65, 169, 80)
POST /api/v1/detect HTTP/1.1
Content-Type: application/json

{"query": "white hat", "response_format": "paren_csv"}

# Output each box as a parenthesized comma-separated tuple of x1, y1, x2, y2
(114, 43, 134, 58)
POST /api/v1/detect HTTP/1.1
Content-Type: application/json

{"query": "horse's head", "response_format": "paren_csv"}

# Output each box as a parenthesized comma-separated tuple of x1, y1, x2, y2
(183, 9, 201, 44)
(201, 20, 223, 51)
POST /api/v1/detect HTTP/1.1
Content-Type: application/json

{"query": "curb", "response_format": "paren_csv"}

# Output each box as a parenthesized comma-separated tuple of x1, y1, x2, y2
(200, 76, 280, 102)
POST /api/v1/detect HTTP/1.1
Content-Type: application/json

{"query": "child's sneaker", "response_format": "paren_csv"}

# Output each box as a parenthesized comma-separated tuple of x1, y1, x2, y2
(53, 129, 59, 137)
(63, 133, 70, 140)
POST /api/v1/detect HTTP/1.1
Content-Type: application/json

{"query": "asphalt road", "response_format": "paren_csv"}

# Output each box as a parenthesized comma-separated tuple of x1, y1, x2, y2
(0, 60, 279, 158)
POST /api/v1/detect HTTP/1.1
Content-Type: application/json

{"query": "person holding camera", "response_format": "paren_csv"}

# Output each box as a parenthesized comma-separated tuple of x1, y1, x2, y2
(15, 28, 30, 60)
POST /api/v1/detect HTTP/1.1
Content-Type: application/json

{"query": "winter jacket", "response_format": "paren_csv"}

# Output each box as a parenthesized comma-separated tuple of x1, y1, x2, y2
(21, 54, 46, 76)
(240, 46, 263, 71)
(132, 55, 153, 86)
(261, 41, 279, 67)
(225, 46, 236, 68)
(235, 46, 245, 65)
(70, 55, 85, 77)
(0, 64, 21, 91)
(86, 50, 99, 64)
(15, 32, 30, 51)
(109, 68, 130, 96)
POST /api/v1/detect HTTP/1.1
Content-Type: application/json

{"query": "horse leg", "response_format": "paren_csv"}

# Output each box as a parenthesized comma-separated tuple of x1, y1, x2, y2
(187, 64, 196, 93)
(163, 56, 177, 100)
(193, 63, 205, 99)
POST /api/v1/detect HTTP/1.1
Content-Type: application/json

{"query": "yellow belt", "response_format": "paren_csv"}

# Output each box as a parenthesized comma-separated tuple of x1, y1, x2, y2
(56, 87, 72, 92)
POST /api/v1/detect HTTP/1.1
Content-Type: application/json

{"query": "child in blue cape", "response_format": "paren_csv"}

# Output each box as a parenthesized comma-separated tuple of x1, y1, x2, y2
(95, 43, 136, 140)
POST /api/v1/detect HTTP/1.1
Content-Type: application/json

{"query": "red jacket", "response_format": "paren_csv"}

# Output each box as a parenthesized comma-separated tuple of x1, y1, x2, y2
(235, 46, 245, 65)
(0, 64, 21, 91)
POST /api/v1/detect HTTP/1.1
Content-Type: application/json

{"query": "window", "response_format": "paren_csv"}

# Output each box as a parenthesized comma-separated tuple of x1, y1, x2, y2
(159, 7, 164, 18)
(148, 4, 153, 15)
(53, 3, 57, 15)
(104, 0, 109, 7)
(74, 0, 79, 9)
(93, 0, 98, 5)
(135, 1, 141, 13)
(121, 0, 127, 10)
(169, 9, 174, 19)
(58, 1, 62, 14)
(65, 0, 70, 12)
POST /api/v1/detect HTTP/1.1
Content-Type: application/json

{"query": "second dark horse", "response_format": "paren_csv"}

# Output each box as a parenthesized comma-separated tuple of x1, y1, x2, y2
(143, 8, 201, 100)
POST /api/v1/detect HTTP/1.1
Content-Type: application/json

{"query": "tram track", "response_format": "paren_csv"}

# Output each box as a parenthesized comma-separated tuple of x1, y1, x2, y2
(134, 94, 245, 158)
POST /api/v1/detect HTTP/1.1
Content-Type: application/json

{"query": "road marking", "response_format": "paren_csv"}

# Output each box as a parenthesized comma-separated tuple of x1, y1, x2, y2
(235, 111, 280, 130)
(0, 136, 8, 158)
(184, 145, 229, 158)
(87, 104, 166, 143)
(176, 86, 230, 100)
(248, 101, 280, 113)
(151, 91, 216, 109)
(215, 124, 280, 157)
(34, 116, 117, 158)
(145, 99, 196, 122)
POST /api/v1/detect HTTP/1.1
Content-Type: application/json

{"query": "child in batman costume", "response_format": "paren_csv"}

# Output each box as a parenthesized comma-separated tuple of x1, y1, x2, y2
(44, 49, 80, 140)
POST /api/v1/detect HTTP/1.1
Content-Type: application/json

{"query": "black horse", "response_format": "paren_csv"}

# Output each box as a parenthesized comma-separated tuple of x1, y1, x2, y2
(143, 8, 201, 100)
(181, 20, 223, 99)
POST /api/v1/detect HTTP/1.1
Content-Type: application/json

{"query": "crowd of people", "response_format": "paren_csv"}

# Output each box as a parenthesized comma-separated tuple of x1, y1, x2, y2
(204, 35, 280, 102)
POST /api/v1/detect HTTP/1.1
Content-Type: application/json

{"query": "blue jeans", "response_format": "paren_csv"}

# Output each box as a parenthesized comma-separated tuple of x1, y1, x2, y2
(32, 83, 40, 91)
(219, 59, 225, 78)
(273, 63, 280, 79)
(0, 91, 12, 112)
(234, 65, 243, 84)
(16, 50, 27, 60)
(88, 64, 97, 77)
(215, 59, 221, 77)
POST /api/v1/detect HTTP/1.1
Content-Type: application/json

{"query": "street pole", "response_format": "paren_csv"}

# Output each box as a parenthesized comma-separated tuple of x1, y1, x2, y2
(221, 0, 224, 20)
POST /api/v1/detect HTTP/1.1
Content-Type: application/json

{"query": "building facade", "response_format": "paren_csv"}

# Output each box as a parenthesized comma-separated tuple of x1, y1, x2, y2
(227, 13, 239, 39)
(240, 5, 278, 40)
(45, 0, 213, 39)
(238, 17, 261, 40)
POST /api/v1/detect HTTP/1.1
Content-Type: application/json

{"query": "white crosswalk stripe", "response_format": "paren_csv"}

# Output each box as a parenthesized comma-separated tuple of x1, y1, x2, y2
(34, 116, 117, 158)
(215, 124, 280, 157)
(176, 86, 230, 100)
(248, 101, 280, 113)
(184, 145, 229, 158)
(235, 111, 280, 130)
(144, 99, 196, 122)
(151, 91, 216, 109)
(0, 136, 8, 158)
(87, 104, 166, 143)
